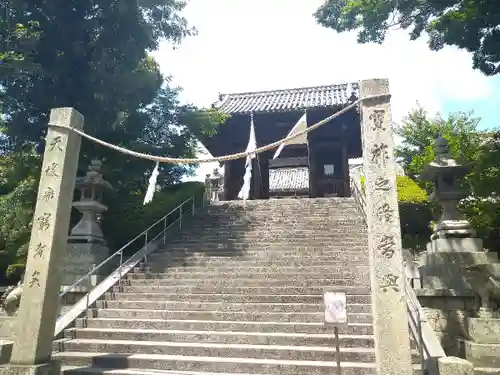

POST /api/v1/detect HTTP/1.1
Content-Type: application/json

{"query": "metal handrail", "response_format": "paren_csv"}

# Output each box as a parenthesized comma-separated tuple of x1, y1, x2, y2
(55, 192, 206, 336)
(349, 173, 445, 374)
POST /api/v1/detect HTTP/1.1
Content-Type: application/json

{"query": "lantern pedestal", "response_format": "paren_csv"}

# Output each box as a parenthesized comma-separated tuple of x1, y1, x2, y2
(69, 200, 107, 243)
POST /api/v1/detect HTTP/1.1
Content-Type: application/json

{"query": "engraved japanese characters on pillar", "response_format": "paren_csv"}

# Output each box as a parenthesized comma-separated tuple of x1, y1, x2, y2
(374, 176, 391, 191)
(377, 234, 396, 259)
(360, 79, 413, 375)
(370, 142, 389, 167)
(369, 109, 387, 131)
(8, 108, 83, 371)
(380, 273, 399, 292)
(375, 202, 394, 223)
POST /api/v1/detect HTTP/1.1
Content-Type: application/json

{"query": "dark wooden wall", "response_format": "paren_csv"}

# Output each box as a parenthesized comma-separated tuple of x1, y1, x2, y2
(213, 106, 361, 200)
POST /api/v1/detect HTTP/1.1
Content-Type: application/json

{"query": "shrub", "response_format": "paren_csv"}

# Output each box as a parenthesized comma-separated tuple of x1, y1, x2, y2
(101, 181, 205, 256)
(359, 175, 431, 252)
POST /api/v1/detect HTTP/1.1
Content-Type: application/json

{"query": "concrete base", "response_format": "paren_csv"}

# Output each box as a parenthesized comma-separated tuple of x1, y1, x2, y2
(459, 339, 500, 368)
(426, 237, 483, 253)
(0, 361, 60, 375)
(468, 318, 500, 344)
(0, 319, 15, 341)
(63, 242, 110, 287)
(438, 356, 474, 375)
(420, 251, 497, 290)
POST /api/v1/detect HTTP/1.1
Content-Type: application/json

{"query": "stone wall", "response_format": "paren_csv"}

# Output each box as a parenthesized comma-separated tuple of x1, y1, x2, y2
(416, 289, 477, 356)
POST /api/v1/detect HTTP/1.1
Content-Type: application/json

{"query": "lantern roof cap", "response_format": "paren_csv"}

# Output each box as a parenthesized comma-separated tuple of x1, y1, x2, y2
(75, 159, 113, 191)
(420, 136, 470, 181)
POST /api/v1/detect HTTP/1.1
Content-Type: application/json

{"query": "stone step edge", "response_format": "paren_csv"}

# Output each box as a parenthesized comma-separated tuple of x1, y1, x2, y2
(100, 302, 370, 308)
(60, 367, 285, 375)
(92, 308, 372, 316)
(58, 338, 376, 353)
(107, 293, 371, 298)
(55, 352, 376, 367)
(66, 327, 373, 339)
(81, 318, 373, 327)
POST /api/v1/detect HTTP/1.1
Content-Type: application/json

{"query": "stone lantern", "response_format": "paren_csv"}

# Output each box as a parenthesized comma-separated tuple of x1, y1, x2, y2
(208, 168, 223, 202)
(420, 136, 474, 240)
(419, 136, 490, 291)
(64, 160, 112, 290)
(69, 159, 112, 243)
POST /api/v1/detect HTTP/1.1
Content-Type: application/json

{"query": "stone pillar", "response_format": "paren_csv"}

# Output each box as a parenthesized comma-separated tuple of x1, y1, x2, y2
(360, 79, 413, 375)
(2, 108, 83, 375)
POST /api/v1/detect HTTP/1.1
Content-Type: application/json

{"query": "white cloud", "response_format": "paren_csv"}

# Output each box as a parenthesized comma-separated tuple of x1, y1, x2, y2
(152, 0, 493, 181)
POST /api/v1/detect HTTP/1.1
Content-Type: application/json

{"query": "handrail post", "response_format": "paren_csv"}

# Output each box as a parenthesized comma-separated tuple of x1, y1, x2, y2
(144, 231, 148, 265)
(85, 264, 93, 316)
(179, 204, 183, 229)
(417, 305, 425, 375)
(119, 249, 124, 284)
(192, 197, 195, 216)
(163, 216, 167, 245)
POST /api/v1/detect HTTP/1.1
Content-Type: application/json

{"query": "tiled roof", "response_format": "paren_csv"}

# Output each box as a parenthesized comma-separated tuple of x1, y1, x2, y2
(269, 167, 309, 193)
(214, 83, 359, 114)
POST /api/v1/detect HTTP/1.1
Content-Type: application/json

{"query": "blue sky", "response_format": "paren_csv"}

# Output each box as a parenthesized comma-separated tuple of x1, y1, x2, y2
(441, 76, 500, 130)
(152, 0, 499, 180)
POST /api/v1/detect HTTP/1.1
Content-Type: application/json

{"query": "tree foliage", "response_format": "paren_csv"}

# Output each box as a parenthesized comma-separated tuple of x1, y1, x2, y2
(314, 0, 500, 75)
(395, 107, 500, 252)
(0, 0, 226, 283)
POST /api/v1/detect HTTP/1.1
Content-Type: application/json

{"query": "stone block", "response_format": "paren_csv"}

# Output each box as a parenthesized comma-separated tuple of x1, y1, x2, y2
(468, 318, 500, 344)
(62, 243, 110, 287)
(0, 319, 15, 340)
(427, 237, 484, 253)
(437, 356, 473, 375)
(425, 251, 496, 267)
(461, 339, 500, 367)
(421, 251, 497, 289)
(0, 361, 60, 375)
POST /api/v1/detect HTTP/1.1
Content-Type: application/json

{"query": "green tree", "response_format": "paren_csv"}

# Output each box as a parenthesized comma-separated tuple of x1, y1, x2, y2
(314, 0, 500, 75)
(395, 107, 500, 252)
(0, 0, 227, 282)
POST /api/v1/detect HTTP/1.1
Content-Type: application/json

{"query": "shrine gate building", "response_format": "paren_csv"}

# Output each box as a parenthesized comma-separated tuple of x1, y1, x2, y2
(201, 82, 362, 200)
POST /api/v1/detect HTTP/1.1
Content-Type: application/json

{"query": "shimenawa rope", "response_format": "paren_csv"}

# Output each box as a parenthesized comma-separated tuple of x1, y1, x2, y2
(49, 94, 389, 165)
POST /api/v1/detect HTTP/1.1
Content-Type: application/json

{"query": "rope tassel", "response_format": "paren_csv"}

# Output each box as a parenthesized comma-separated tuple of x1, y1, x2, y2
(143, 161, 160, 205)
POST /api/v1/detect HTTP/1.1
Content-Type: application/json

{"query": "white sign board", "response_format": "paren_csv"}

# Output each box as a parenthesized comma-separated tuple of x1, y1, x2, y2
(324, 292, 347, 325)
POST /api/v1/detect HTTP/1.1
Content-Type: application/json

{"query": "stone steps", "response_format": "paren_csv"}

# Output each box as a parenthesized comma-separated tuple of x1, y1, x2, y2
(135, 265, 371, 274)
(60, 366, 424, 375)
(56, 198, 391, 375)
(125, 271, 368, 280)
(164, 241, 368, 247)
(143, 259, 371, 267)
(112, 285, 372, 295)
(157, 247, 369, 254)
(79, 318, 374, 335)
(63, 328, 374, 347)
(96, 301, 370, 313)
(104, 293, 372, 304)
(89, 309, 373, 323)
(56, 353, 379, 375)
(119, 278, 368, 287)
(56, 339, 376, 362)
